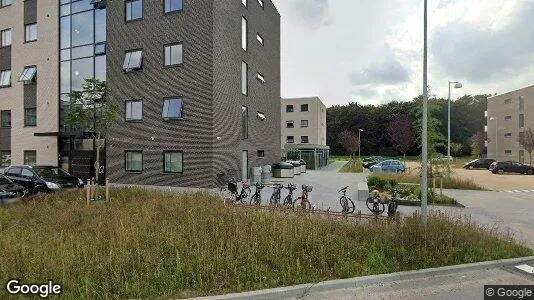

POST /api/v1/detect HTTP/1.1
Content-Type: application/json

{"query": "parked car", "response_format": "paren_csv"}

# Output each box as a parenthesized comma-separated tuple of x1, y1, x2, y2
(0, 174, 27, 201)
(363, 156, 388, 168)
(463, 158, 496, 170)
(489, 161, 534, 175)
(3, 165, 84, 194)
(369, 160, 406, 173)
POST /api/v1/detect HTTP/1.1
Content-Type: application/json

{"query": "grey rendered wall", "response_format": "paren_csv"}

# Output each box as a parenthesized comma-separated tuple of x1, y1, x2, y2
(212, 0, 281, 183)
(106, 0, 215, 187)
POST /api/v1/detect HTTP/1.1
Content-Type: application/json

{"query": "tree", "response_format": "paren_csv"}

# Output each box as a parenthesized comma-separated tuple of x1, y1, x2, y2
(388, 114, 414, 161)
(468, 132, 486, 158)
(64, 79, 119, 186)
(450, 142, 463, 158)
(338, 130, 360, 160)
(519, 128, 534, 165)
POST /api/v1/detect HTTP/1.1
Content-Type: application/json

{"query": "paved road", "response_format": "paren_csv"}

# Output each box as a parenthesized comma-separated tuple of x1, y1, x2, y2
(295, 260, 534, 300)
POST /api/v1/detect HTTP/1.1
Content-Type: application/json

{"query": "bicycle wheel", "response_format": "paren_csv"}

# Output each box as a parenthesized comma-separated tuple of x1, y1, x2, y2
(283, 195, 293, 207)
(293, 197, 311, 210)
(224, 191, 237, 203)
(340, 196, 355, 214)
(250, 193, 261, 205)
(366, 197, 384, 215)
(269, 194, 278, 205)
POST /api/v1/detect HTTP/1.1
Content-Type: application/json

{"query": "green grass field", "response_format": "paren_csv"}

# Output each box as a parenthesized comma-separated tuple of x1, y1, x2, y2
(0, 189, 530, 298)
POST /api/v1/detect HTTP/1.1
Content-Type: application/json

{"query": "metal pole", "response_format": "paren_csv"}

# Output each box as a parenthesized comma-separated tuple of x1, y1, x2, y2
(447, 82, 451, 161)
(421, 0, 429, 227)
(495, 119, 498, 161)
(358, 130, 361, 161)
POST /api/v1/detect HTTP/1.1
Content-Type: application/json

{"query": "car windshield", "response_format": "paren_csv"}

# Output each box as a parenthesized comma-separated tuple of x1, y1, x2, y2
(34, 167, 71, 178)
(0, 175, 12, 185)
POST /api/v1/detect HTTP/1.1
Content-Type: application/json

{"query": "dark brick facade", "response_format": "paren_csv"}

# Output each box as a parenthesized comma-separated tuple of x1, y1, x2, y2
(106, 0, 281, 188)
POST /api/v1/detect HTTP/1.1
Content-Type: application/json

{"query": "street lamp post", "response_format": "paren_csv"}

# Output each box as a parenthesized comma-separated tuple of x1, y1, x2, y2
(358, 129, 364, 160)
(421, 0, 429, 227)
(447, 81, 462, 164)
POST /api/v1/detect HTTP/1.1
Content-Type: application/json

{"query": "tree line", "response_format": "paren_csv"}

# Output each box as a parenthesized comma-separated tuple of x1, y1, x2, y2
(327, 94, 490, 157)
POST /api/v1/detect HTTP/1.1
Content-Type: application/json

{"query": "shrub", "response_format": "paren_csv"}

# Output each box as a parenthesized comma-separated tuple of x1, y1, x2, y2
(367, 175, 398, 190)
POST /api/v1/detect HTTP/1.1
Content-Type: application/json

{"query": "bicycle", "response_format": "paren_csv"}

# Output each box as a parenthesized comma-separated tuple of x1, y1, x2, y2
(269, 183, 284, 206)
(366, 188, 385, 215)
(338, 186, 355, 214)
(249, 182, 264, 205)
(293, 184, 313, 210)
(283, 183, 297, 207)
(223, 177, 251, 204)
(387, 189, 399, 216)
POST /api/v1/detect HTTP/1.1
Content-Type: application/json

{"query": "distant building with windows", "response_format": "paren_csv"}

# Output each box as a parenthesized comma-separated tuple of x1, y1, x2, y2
(281, 97, 329, 169)
(0, 0, 281, 188)
(486, 84, 534, 163)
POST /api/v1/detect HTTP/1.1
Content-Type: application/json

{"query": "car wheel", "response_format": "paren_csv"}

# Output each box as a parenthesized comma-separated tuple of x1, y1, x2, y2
(468, 165, 474, 170)
(527, 169, 534, 175)
(497, 169, 504, 175)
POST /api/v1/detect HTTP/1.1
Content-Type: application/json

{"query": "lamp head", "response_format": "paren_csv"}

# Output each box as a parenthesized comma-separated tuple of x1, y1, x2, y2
(454, 82, 462, 88)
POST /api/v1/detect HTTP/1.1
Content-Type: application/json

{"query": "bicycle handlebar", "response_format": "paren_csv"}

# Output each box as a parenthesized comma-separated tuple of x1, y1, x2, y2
(338, 186, 349, 192)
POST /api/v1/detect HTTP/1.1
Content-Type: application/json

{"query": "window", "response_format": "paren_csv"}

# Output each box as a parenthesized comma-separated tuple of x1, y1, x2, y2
(519, 96, 525, 111)
(164, 151, 183, 173)
(1, 0, 12, 8)
(286, 121, 294, 128)
(257, 111, 266, 121)
(123, 50, 143, 70)
(95, 43, 106, 55)
(25, 23, 37, 42)
(301, 136, 309, 143)
(504, 116, 512, 120)
(0, 110, 11, 128)
(18, 66, 37, 83)
(286, 105, 294, 112)
(242, 0, 247, 7)
(504, 99, 511, 104)
(287, 136, 294, 143)
(164, 43, 183, 66)
(0, 151, 10, 168)
(241, 61, 248, 95)
(257, 0, 264, 8)
(1, 28, 11, 47)
(301, 104, 308, 112)
(24, 108, 37, 126)
(125, 100, 142, 121)
(0, 70, 11, 87)
(301, 120, 309, 128)
(257, 150, 265, 158)
(257, 33, 264, 45)
(256, 73, 265, 83)
(162, 97, 183, 120)
(23, 151, 37, 166)
(164, 0, 182, 13)
(505, 150, 512, 155)
(504, 133, 512, 137)
(520, 114, 525, 128)
(125, 0, 143, 21)
(241, 17, 248, 51)
(125, 151, 143, 172)
(242, 106, 248, 139)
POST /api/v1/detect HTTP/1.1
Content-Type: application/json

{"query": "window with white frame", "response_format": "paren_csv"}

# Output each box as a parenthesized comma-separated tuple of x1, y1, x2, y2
(1, 28, 11, 47)
(123, 50, 143, 70)
(164, 43, 183, 66)
(25, 23, 37, 42)
(125, 100, 142, 121)
(0, 69, 11, 87)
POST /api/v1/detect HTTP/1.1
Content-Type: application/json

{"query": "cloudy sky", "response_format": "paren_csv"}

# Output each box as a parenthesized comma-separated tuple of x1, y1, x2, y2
(270, 0, 534, 107)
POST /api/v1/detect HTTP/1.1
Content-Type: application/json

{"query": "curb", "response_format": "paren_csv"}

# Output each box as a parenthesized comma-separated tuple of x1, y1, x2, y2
(190, 256, 534, 300)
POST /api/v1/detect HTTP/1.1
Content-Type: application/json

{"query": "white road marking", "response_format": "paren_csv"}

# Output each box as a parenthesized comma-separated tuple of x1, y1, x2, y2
(522, 190, 531, 193)
(514, 190, 522, 193)
(516, 264, 534, 274)
(506, 191, 514, 193)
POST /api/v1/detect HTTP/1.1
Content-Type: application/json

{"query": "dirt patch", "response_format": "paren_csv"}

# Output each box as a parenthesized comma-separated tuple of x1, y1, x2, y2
(405, 162, 534, 191)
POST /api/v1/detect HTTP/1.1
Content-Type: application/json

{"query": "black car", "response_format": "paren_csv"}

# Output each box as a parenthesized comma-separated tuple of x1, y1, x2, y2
(463, 158, 496, 170)
(0, 174, 27, 201)
(489, 161, 534, 175)
(3, 165, 84, 194)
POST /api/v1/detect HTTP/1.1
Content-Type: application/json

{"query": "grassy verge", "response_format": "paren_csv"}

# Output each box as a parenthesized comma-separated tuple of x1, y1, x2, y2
(339, 159, 364, 173)
(1, 189, 531, 299)
(375, 172, 485, 190)
(328, 155, 350, 163)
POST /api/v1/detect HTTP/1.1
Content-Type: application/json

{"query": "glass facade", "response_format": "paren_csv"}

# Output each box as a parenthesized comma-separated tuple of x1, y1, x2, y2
(59, 0, 107, 170)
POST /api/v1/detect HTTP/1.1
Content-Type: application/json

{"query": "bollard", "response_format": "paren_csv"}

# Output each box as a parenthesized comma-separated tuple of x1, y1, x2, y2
(106, 178, 110, 200)
(86, 179, 90, 205)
